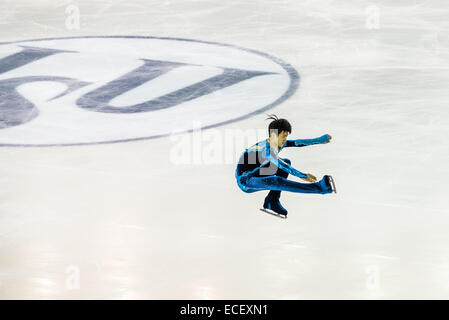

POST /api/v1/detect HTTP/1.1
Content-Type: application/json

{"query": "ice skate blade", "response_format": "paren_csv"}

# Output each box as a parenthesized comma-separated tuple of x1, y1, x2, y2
(328, 175, 337, 193)
(260, 208, 287, 219)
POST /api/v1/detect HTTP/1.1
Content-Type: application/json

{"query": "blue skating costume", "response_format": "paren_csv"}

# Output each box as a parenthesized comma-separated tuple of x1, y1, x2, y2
(235, 134, 334, 216)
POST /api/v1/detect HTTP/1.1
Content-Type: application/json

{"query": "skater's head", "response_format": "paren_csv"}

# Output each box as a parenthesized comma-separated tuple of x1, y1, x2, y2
(266, 114, 291, 147)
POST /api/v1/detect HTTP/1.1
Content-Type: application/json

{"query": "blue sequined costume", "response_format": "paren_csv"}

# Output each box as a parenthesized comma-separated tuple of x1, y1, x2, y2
(235, 135, 333, 198)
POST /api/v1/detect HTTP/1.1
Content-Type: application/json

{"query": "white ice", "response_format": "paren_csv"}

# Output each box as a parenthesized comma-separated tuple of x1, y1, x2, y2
(0, 0, 448, 299)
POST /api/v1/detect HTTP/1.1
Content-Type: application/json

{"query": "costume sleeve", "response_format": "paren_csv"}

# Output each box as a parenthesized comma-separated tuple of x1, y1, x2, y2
(284, 134, 331, 147)
(260, 146, 308, 179)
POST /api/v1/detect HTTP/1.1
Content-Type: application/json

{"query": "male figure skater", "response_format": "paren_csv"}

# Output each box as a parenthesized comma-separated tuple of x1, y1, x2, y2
(235, 115, 336, 218)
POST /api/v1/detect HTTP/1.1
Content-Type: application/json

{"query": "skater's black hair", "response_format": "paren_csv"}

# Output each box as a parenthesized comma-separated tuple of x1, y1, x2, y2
(266, 114, 292, 137)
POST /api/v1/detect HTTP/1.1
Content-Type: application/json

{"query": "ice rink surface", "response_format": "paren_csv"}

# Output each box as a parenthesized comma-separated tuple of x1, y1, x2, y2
(0, 0, 448, 299)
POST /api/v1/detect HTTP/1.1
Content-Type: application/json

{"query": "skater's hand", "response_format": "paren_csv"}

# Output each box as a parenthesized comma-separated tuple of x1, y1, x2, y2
(302, 173, 317, 182)
(323, 134, 332, 144)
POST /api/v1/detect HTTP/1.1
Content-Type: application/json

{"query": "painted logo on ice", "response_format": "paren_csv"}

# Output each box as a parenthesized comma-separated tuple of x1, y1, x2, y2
(0, 36, 298, 146)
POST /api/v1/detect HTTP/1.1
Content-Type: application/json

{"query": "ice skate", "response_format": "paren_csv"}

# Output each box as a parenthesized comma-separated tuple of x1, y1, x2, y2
(261, 193, 288, 219)
(325, 175, 337, 193)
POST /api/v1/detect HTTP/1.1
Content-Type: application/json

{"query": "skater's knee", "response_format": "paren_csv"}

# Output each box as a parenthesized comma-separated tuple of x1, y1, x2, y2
(236, 175, 248, 190)
(271, 176, 284, 184)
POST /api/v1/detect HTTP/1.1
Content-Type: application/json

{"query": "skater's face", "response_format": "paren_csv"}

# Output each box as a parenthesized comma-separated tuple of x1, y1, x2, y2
(278, 130, 289, 147)
(270, 130, 289, 147)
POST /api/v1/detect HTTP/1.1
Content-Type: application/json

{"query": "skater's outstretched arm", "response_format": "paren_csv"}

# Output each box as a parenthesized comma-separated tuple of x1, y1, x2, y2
(260, 147, 308, 179)
(283, 134, 332, 148)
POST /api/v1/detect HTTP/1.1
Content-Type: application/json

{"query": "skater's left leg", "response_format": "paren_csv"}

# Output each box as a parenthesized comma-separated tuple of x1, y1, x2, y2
(266, 158, 290, 197)
(263, 158, 290, 215)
